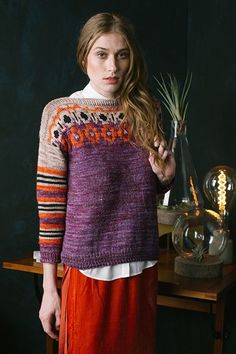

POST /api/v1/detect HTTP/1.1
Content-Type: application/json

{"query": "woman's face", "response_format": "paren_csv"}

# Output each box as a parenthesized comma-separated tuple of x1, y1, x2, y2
(85, 32, 130, 98)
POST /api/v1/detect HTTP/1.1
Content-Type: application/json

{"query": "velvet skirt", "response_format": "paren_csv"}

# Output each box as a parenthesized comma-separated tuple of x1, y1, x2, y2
(59, 264, 158, 354)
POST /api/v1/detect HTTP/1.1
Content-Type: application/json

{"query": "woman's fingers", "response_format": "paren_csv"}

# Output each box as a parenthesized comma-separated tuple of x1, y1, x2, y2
(155, 142, 169, 161)
(55, 311, 61, 332)
(149, 136, 176, 184)
(39, 313, 59, 339)
(154, 136, 167, 153)
(154, 137, 166, 149)
(154, 136, 160, 147)
(39, 291, 61, 340)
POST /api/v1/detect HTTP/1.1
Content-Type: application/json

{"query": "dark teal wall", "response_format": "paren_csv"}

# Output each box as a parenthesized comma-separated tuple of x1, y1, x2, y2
(0, 1, 235, 353)
(187, 0, 236, 236)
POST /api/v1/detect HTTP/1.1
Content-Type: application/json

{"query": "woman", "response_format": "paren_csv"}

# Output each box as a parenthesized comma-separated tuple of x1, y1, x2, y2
(37, 12, 175, 354)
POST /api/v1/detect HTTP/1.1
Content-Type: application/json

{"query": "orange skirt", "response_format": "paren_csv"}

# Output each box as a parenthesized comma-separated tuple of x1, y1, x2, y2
(59, 264, 158, 354)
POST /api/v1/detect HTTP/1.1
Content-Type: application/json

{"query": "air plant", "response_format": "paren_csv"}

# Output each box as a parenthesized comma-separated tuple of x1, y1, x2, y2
(153, 72, 192, 126)
(192, 244, 207, 263)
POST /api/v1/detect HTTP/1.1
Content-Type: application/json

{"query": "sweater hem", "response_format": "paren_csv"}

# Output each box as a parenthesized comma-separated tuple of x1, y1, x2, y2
(61, 251, 159, 270)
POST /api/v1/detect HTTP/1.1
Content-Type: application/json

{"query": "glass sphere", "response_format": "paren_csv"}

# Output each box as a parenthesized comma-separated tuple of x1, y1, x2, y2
(172, 208, 228, 260)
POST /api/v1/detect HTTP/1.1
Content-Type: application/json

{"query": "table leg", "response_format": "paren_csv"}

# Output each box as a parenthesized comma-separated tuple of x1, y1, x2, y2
(33, 274, 42, 303)
(214, 297, 225, 354)
(46, 335, 58, 354)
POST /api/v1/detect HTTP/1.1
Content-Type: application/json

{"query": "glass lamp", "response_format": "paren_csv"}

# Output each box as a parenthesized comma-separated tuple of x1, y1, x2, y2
(203, 165, 236, 227)
(203, 165, 236, 263)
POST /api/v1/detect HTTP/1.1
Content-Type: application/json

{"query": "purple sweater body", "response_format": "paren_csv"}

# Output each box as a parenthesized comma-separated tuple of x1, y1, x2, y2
(37, 98, 169, 269)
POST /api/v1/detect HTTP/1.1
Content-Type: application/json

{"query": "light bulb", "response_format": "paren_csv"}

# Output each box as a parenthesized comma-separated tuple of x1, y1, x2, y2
(203, 165, 236, 227)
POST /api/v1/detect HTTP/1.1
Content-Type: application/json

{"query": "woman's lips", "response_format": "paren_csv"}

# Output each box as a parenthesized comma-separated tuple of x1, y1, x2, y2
(104, 77, 119, 84)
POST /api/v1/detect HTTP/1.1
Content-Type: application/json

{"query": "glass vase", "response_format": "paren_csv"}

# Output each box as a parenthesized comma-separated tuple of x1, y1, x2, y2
(158, 120, 204, 224)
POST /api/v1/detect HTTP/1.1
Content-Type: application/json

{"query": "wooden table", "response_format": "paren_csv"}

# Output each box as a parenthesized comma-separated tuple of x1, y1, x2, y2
(3, 228, 236, 354)
(157, 250, 236, 354)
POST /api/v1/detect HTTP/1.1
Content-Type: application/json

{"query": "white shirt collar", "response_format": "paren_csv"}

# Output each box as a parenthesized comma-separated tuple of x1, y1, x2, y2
(70, 81, 119, 100)
(82, 82, 108, 99)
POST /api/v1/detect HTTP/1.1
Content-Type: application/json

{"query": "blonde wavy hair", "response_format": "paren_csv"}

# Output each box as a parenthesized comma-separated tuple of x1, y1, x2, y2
(76, 12, 165, 165)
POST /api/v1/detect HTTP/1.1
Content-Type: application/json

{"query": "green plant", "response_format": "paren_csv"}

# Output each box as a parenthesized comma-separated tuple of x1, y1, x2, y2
(153, 72, 192, 124)
(192, 244, 207, 263)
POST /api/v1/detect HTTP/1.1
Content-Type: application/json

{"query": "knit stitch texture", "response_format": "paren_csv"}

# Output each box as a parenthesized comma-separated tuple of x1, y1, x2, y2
(37, 98, 170, 269)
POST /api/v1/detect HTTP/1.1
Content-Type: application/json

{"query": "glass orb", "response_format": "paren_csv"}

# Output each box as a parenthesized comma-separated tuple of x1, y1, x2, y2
(172, 208, 228, 260)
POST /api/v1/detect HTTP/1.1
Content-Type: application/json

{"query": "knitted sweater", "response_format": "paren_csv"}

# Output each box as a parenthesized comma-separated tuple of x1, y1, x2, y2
(37, 97, 170, 269)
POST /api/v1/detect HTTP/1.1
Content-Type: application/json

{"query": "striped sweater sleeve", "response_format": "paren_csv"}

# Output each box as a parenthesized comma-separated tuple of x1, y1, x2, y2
(36, 100, 67, 263)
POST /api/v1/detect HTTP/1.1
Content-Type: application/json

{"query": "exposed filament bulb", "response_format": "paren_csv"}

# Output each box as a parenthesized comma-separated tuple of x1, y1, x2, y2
(217, 170, 226, 215)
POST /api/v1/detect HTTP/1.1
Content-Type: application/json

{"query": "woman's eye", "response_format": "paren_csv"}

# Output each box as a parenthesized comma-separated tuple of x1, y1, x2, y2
(97, 52, 106, 58)
(118, 51, 129, 59)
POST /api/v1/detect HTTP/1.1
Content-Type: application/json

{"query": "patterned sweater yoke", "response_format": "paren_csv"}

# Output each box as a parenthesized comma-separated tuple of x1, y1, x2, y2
(37, 97, 170, 269)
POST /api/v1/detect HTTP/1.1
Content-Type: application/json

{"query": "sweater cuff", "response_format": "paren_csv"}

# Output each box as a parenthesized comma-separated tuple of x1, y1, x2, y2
(39, 245, 62, 264)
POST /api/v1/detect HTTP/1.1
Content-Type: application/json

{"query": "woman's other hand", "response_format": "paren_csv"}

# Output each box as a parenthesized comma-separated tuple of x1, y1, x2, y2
(149, 138, 176, 185)
(39, 263, 61, 340)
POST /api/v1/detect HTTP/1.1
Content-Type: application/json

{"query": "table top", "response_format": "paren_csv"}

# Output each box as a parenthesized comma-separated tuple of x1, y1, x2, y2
(3, 249, 236, 302)
(158, 250, 236, 301)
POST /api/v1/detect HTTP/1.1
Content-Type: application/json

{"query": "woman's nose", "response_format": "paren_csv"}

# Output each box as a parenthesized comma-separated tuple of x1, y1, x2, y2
(107, 56, 117, 73)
